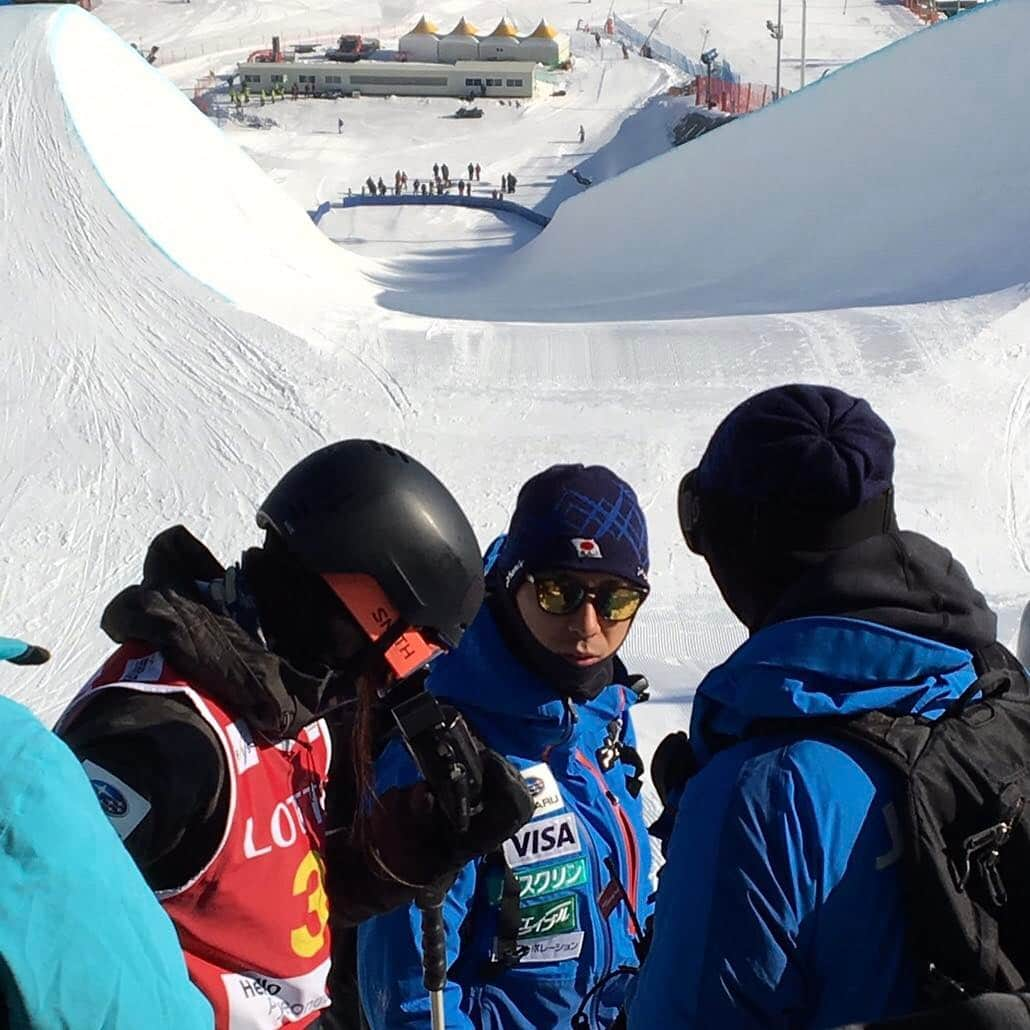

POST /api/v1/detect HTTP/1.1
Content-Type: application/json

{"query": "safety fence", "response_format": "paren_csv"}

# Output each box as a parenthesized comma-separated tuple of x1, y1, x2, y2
(609, 14, 738, 83)
(311, 193, 550, 228)
(694, 75, 787, 114)
(899, 0, 944, 23)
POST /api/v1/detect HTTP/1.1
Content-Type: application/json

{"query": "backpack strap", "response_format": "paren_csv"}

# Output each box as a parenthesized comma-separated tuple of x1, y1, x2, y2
(479, 849, 527, 979)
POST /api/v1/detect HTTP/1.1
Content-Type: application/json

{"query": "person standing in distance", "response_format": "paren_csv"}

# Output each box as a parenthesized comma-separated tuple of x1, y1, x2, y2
(56, 440, 534, 1030)
(360, 464, 654, 1029)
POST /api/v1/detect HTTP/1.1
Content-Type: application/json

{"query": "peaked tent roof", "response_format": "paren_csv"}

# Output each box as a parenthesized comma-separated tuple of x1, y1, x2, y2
(445, 16, 480, 36)
(527, 19, 560, 39)
(405, 15, 440, 35)
(485, 16, 520, 38)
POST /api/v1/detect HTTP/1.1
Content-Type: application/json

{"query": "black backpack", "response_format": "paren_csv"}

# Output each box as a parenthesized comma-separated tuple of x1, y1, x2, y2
(762, 642, 1030, 1003)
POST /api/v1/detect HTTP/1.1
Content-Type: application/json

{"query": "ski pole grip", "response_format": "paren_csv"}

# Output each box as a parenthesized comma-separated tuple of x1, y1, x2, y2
(419, 893, 448, 992)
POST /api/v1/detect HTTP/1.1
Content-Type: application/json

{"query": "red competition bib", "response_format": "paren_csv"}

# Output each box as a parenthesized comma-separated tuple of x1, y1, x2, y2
(61, 643, 333, 1029)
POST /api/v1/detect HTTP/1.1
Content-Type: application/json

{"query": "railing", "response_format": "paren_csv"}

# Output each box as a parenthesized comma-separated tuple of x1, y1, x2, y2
(694, 76, 787, 114)
(310, 193, 550, 228)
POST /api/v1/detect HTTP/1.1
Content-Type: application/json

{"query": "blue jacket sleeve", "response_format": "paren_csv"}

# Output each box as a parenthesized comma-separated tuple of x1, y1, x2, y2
(357, 737, 478, 1029)
(629, 747, 818, 1029)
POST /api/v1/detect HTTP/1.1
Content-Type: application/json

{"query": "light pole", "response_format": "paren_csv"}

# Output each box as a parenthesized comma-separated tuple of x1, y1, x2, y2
(800, 0, 807, 88)
(766, 0, 783, 98)
(700, 47, 718, 109)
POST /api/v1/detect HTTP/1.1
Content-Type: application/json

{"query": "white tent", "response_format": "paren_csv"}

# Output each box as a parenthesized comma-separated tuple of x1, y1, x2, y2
(477, 16, 522, 61)
(399, 15, 441, 62)
(438, 17, 480, 63)
(517, 19, 569, 65)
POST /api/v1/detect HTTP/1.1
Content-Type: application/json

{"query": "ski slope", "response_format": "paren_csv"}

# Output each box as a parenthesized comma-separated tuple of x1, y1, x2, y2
(0, 0, 1027, 810)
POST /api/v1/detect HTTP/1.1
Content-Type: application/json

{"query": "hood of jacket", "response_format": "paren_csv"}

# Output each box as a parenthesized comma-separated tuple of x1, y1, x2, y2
(426, 600, 634, 758)
(100, 525, 328, 741)
(690, 530, 998, 763)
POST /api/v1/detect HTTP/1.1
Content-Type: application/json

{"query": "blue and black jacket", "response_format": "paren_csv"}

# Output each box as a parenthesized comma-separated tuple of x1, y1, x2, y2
(628, 531, 1001, 1030)
(358, 601, 653, 1029)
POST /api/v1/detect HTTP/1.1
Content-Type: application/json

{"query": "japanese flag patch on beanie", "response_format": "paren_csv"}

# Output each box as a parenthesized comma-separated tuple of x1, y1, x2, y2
(494, 465, 649, 592)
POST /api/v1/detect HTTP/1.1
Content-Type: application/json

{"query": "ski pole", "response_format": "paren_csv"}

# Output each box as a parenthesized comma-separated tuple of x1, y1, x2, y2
(418, 886, 449, 1030)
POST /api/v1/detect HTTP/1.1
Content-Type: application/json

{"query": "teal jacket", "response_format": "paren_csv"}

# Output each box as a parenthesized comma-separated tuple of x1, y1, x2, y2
(0, 694, 213, 1029)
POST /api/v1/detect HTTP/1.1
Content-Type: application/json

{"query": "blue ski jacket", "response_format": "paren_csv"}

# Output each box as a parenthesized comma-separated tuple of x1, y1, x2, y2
(358, 603, 653, 1029)
(626, 615, 988, 1030)
(0, 694, 213, 1029)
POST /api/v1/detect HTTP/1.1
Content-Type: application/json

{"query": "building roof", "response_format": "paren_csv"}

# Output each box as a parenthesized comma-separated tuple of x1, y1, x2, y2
(444, 16, 480, 37)
(485, 16, 519, 38)
(527, 19, 560, 39)
(404, 15, 439, 35)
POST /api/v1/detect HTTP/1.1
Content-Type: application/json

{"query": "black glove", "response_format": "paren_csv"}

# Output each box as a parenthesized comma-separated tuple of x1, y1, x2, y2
(832, 992, 1030, 1029)
(366, 749, 534, 890)
(8, 644, 50, 666)
(650, 730, 698, 807)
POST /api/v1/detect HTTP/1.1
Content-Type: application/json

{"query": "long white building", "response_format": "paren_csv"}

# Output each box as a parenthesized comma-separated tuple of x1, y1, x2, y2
(236, 58, 537, 98)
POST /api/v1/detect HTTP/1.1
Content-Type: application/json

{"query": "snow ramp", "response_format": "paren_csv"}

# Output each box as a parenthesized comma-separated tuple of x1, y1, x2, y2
(386, 0, 1030, 322)
(0, 4, 372, 717)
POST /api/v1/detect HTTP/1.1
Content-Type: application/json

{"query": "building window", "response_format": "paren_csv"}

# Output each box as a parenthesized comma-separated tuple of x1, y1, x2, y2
(464, 77, 483, 87)
(244, 74, 261, 83)
(325, 75, 342, 84)
(270, 74, 284, 83)
(350, 74, 449, 86)
(299, 75, 316, 84)
(486, 78, 502, 86)
(506, 78, 523, 87)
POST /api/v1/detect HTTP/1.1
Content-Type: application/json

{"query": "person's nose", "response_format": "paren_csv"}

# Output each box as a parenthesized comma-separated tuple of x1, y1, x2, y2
(570, 597, 602, 638)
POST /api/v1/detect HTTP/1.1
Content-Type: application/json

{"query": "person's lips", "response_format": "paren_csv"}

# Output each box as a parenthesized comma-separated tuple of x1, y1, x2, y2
(562, 652, 604, 667)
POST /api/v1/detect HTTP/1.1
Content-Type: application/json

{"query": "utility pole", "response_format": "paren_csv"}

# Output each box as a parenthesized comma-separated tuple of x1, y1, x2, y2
(766, 0, 784, 98)
(800, 0, 807, 87)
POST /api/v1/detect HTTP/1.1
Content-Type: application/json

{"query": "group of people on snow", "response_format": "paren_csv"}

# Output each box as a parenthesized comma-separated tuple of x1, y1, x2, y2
(359, 162, 500, 200)
(4, 384, 1030, 1030)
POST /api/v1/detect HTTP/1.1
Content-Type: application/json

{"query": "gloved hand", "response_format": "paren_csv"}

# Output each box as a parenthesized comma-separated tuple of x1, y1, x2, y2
(367, 749, 533, 889)
(650, 730, 698, 807)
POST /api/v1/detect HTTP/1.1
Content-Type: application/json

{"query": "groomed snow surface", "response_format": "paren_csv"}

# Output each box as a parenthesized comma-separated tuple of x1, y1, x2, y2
(0, 0, 1027, 820)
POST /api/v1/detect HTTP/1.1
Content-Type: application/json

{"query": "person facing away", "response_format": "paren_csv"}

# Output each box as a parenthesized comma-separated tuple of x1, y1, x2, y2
(467, 162, 474, 180)
(0, 636, 213, 1029)
(55, 441, 533, 1030)
(360, 464, 654, 1030)
(628, 384, 1002, 1029)
(475, 163, 481, 180)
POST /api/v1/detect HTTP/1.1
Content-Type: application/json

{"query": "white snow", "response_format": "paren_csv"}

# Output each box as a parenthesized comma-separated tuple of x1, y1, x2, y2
(0, 0, 1027, 828)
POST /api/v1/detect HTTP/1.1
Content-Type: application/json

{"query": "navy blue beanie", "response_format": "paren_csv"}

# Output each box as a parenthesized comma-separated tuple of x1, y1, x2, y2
(494, 465, 649, 591)
(697, 384, 895, 515)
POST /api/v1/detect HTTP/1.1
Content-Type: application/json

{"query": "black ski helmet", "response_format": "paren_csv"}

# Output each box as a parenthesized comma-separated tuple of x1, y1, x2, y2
(256, 440, 484, 668)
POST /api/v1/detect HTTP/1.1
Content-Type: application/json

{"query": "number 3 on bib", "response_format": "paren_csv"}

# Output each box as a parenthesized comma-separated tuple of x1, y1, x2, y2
(291, 850, 329, 958)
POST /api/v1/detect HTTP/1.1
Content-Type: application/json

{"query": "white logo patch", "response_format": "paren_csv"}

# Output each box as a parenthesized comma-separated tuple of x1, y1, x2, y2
(226, 719, 259, 774)
(122, 652, 165, 683)
(519, 930, 585, 964)
(504, 813, 581, 869)
(223, 957, 330, 1029)
(570, 538, 602, 559)
(81, 759, 151, 840)
(520, 762, 564, 817)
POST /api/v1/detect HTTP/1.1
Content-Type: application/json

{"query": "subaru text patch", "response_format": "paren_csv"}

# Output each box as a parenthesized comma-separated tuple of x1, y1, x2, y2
(520, 762, 564, 817)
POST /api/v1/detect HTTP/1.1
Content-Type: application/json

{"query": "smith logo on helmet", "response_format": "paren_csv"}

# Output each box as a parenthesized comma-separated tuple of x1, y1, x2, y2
(503, 813, 581, 868)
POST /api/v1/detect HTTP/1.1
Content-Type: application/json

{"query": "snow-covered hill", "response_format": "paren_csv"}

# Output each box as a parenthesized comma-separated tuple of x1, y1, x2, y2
(0, 1, 1026, 805)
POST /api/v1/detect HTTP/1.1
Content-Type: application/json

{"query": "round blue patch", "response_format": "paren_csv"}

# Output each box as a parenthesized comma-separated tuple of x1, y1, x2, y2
(525, 776, 546, 798)
(91, 779, 128, 817)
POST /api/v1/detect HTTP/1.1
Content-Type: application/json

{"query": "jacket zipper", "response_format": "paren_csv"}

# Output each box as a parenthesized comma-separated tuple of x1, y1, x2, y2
(575, 749, 641, 939)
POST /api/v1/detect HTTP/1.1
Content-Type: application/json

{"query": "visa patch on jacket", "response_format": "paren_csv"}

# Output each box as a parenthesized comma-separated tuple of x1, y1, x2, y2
(504, 813, 581, 868)
(520, 762, 564, 817)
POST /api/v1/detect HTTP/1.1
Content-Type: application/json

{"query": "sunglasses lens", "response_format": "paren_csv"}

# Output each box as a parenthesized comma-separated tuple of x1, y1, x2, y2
(534, 577, 584, 615)
(599, 587, 646, 622)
